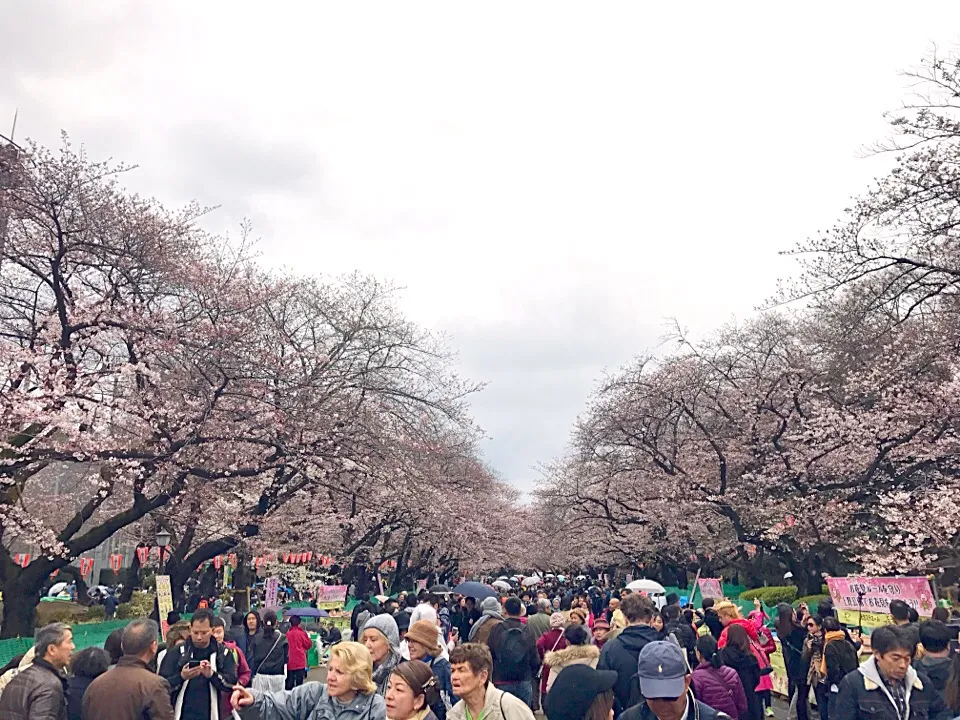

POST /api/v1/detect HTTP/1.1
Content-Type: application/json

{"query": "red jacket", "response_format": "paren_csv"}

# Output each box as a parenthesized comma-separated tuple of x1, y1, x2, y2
(286, 626, 313, 672)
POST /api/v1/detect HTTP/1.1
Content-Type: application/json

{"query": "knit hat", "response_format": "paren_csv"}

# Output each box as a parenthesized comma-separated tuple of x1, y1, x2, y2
(550, 612, 565, 629)
(361, 613, 400, 648)
(356, 609, 372, 630)
(405, 620, 441, 655)
(480, 597, 502, 615)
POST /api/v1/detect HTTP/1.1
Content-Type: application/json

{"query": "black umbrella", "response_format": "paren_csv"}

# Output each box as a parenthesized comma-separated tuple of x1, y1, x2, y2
(430, 584, 452, 595)
(451, 581, 498, 600)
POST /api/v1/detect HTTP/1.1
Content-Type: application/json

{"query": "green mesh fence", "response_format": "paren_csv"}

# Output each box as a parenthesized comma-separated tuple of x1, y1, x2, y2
(0, 619, 134, 669)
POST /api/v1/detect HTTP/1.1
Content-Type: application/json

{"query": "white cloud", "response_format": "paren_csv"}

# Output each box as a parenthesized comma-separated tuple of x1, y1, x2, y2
(3, 1, 958, 490)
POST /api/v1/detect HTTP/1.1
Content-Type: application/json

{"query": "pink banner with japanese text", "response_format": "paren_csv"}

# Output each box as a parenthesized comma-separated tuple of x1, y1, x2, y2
(698, 578, 723, 599)
(825, 576, 935, 628)
(316, 585, 348, 604)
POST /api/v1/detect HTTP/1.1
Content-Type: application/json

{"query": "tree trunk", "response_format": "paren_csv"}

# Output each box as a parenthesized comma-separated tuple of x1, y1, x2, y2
(118, 550, 144, 603)
(1, 559, 63, 638)
(198, 564, 217, 599)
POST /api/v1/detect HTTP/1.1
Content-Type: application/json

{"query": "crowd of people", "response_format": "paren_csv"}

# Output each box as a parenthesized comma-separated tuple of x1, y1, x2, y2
(0, 581, 958, 720)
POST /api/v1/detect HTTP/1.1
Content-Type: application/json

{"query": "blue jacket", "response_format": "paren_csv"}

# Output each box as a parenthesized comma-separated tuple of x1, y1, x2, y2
(427, 655, 457, 720)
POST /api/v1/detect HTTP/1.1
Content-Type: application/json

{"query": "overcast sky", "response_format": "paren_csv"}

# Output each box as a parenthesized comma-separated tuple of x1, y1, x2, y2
(3, 2, 959, 493)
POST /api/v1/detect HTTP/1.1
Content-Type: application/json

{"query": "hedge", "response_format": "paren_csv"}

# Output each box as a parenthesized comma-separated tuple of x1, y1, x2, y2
(794, 594, 830, 608)
(739, 585, 798, 605)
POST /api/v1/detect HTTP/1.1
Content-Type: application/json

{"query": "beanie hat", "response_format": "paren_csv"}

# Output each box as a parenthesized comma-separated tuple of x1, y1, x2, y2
(405, 620, 441, 655)
(550, 612, 565, 629)
(480, 597, 502, 615)
(594, 618, 610, 631)
(361, 613, 400, 648)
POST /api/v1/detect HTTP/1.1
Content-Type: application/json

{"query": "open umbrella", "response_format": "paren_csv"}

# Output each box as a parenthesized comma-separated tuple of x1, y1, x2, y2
(492, 580, 511, 592)
(452, 581, 498, 600)
(430, 584, 452, 595)
(522, 575, 542, 587)
(626, 579, 666, 594)
(283, 607, 329, 618)
(47, 582, 68, 597)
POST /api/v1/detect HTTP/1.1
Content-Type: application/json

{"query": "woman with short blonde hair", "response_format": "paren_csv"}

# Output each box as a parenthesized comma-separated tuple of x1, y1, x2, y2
(232, 641, 386, 720)
(330, 642, 378, 696)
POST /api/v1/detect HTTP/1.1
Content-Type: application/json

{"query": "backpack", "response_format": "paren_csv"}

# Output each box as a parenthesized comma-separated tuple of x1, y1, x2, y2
(496, 625, 529, 682)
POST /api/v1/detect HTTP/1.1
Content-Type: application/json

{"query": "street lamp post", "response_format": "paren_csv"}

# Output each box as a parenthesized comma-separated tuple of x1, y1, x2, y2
(156, 529, 171, 575)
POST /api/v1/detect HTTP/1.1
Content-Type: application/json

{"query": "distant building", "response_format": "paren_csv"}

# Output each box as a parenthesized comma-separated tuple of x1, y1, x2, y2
(11, 462, 140, 588)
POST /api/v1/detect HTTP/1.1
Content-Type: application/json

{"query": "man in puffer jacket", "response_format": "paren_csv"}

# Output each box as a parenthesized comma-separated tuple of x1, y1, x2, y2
(598, 594, 661, 716)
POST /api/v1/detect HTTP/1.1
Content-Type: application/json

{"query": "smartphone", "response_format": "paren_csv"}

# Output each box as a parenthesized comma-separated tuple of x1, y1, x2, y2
(186, 660, 202, 667)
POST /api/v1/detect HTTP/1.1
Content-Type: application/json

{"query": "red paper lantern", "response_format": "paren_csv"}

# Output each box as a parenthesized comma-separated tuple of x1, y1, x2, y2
(79, 557, 94, 578)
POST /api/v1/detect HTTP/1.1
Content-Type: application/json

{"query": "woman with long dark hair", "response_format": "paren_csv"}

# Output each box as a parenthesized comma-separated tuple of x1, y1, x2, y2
(775, 603, 810, 720)
(801, 614, 824, 720)
(719, 624, 764, 720)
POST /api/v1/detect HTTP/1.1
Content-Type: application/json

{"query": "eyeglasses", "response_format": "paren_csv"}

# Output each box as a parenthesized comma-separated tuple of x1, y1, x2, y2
(806, 623, 817, 628)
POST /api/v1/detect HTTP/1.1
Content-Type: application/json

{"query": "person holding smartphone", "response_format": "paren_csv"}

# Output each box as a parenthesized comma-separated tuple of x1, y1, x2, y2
(159, 608, 238, 720)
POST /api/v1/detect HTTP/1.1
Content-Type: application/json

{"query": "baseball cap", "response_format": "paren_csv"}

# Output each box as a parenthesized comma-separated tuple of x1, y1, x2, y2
(637, 641, 688, 699)
(545, 664, 618, 720)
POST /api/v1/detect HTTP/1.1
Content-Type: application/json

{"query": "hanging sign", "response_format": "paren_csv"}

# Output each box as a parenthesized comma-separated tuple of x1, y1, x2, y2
(156, 575, 174, 641)
(265, 576, 280, 609)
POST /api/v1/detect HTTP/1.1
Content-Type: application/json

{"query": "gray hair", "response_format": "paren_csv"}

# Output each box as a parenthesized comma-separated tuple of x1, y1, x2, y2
(537, 598, 551, 611)
(121, 619, 159, 657)
(34, 622, 71, 659)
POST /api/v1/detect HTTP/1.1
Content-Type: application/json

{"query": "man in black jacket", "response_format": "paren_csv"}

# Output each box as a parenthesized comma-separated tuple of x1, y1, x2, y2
(159, 609, 238, 720)
(913, 620, 953, 701)
(0, 622, 73, 720)
(662, 604, 696, 668)
(834, 625, 950, 720)
(597, 593, 661, 717)
(487, 596, 540, 707)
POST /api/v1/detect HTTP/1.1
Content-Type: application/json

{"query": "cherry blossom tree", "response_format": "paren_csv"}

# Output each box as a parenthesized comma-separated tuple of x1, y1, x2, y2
(0, 137, 497, 634)
(536, 309, 960, 591)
